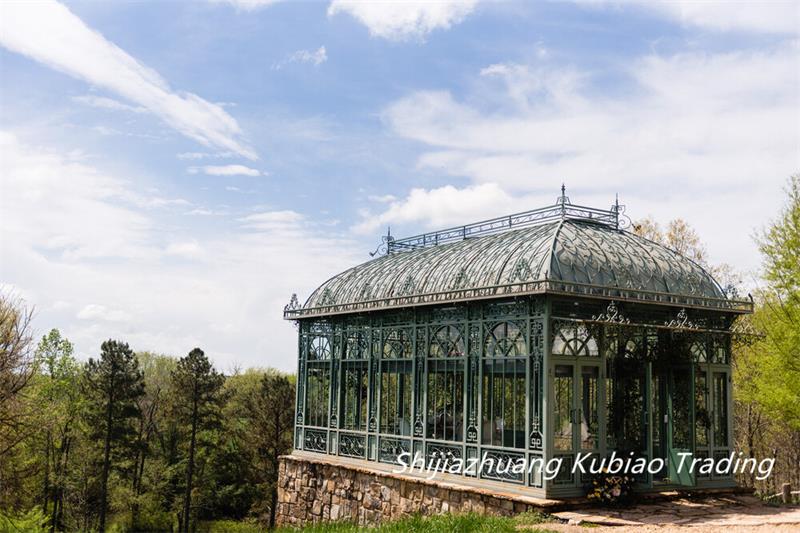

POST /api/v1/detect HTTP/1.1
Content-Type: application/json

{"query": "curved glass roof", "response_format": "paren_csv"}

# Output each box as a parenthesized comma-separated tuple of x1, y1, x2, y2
(286, 199, 749, 319)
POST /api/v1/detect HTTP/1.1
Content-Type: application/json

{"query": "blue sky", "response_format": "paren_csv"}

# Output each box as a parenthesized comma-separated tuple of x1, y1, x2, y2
(1, 0, 798, 371)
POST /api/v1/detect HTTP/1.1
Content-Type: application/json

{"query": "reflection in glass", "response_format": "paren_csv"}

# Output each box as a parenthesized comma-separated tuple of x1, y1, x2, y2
(554, 364, 573, 451)
(713, 372, 728, 447)
(581, 366, 599, 450)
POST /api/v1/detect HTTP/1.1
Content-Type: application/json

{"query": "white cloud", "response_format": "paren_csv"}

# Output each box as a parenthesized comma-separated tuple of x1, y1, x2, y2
(0, 1, 257, 159)
(210, 0, 284, 11)
(328, 0, 479, 40)
(177, 151, 237, 160)
(0, 132, 360, 370)
(367, 194, 397, 203)
(381, 43, 800, 273)
(188, 164, 262, 177)
(73, 94, 147, 113)
(77, 304, 131, 322)
(0, 131, 154, 261)
(165, 241, 204, 258)
(354, 183, 514, 234)
(239, 210, 305, 231)
(273, 46, 328, 70)
(593, 1, 800, 34)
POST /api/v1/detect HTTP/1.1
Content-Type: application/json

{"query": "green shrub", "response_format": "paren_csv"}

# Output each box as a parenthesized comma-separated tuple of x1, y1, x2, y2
(0, 507, 48, 533)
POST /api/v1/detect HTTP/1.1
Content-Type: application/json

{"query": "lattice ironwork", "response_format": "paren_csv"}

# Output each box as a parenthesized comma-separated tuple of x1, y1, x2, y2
(378, 437, 411, 464)
(425, 442, 463, 471)
(480, 449, 526, 483)
(338, 432, 366, 459)
(303, 429, 327, 453)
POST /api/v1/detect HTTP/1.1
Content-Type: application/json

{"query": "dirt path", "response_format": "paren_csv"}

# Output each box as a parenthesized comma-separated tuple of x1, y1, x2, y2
(536, 495, 800, 532)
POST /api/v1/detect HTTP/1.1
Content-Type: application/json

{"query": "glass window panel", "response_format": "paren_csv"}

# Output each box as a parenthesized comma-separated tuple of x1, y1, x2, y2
(341, 361, 368, 431)
(305, 363, 330, 427)
(426, 359, 464, 441)
(484, 322, 526, 357)
(383, 329, 412, 359)
(551, 323, 598, 357)
(481, 358, 526, 448)
(695, 370, 709, 448)
(580, 366, 599, 450)
(713, 372, 729, 447)
(671, 367, 692, 449)
(379, 360, 412, 435)
(553, 364, 573, 451)
(606, 354, 646, 452)
(430, 325, 465, 358)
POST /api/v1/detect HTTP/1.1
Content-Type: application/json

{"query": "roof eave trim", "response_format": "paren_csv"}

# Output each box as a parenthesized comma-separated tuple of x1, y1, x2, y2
(284, 279, 753, 320)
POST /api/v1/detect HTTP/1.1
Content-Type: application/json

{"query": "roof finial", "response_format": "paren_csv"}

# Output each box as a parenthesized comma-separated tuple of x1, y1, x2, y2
(558, 183, 568, 216)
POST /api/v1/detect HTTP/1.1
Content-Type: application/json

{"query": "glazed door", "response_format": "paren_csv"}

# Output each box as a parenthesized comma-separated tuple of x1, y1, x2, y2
(653, 364, 695, 486)
(552, 361, 601, 486)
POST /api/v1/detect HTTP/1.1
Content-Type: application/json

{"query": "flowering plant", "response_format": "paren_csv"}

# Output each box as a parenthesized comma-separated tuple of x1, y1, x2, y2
(587, 468, 635, 506)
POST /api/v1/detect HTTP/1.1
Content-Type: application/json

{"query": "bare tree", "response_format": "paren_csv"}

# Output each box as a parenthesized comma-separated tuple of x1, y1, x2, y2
(0, 291, 36, 458)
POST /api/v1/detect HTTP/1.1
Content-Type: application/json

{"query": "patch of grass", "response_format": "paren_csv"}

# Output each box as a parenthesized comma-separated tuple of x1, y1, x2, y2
(275, 512, 557, 533)
(196, 519, 268, 532)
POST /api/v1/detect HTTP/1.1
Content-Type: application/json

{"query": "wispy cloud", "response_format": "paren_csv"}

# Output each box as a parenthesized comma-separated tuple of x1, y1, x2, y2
(188, 164, 263, 177)
(328, 0, 479, 41)
(273, 46, 328, 70)
(0, 0, 257, 159)
(1, 131, 359, 369)
(210, 0, 284, 11)
(578, 1, 800, 34)
(177, 151, 237, 160)
(367, 194, 397, 203)
(73, 94, 147, 113)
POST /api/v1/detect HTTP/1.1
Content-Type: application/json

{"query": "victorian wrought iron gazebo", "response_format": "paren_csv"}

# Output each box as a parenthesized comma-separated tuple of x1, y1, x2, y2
(283, 190, 752, 498)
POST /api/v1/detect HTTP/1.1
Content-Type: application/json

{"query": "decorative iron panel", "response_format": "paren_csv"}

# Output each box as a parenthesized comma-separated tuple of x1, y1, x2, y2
(378, 437, 411, 464)
(338, 432, 367, 459)
(303, 429, 327, 454)
(480, 449, 526, 483)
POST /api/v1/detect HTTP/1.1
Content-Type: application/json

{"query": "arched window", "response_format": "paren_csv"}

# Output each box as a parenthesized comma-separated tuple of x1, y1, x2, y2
(429, 325, 465, 358)
(551, 323, 598, 357)
(484, 322, 526, 357)
(307, 335, 331, 360)
(345, 331, 368, 359)
(382, 329, 412, 359)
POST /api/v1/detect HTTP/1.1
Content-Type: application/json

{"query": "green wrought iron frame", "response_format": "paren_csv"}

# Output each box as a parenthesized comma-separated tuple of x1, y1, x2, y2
(291, 295, 743, 496)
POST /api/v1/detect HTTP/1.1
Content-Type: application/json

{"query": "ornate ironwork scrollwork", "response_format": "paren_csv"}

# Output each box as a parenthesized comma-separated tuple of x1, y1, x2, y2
(284, 293, 300, 312)
(338, 433, 366, 458)
(379, 437, 411, 464)
(592, 301, 630, 324)
(481, 449, 525, 483)
(664, 308, 700, 330)
(303, 429, 327, 453)
(369, 228, 395, 257)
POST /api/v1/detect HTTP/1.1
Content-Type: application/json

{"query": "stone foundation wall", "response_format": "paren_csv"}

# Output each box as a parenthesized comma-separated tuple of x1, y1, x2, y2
(275, 454, 548, 527)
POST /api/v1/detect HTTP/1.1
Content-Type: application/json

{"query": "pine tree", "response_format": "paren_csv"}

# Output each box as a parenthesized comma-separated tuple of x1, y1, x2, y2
(171, 348, 225, 533)
(84, 340, 145, 532)
(246, 372, 295, 528)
